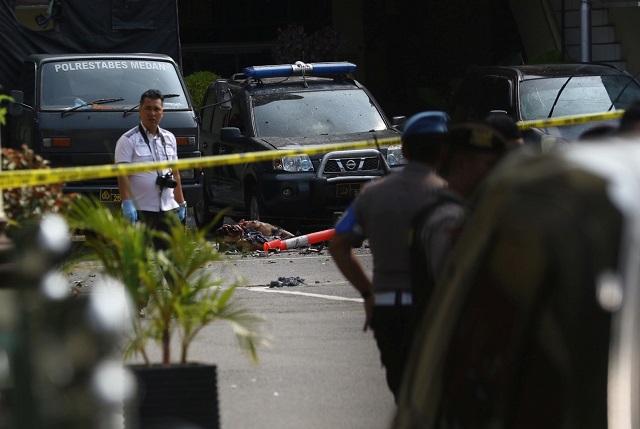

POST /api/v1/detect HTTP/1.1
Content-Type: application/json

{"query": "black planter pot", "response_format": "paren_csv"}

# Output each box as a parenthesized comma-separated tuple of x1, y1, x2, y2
(126, 363, 219, 429)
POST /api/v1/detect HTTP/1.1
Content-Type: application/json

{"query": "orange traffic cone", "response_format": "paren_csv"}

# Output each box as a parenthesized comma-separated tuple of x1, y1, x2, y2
(263, 228, 335, 252)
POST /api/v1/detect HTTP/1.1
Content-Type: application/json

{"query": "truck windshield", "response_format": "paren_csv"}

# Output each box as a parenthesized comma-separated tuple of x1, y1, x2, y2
(40, 59, 189, 110)
(252, 89, 387, 137)
(519, 75, 640, 120)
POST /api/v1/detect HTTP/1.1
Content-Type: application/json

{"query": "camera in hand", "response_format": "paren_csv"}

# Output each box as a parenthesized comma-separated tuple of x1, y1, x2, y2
(156, 172, 177, 189)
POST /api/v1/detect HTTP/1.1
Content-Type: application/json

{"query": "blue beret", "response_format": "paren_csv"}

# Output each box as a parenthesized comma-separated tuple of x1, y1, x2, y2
(402, 111, 450, 141)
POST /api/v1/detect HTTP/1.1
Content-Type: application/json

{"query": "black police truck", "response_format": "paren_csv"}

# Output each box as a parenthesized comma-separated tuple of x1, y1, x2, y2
(196, 61, 405, 232)
(7, 53, 202, 207)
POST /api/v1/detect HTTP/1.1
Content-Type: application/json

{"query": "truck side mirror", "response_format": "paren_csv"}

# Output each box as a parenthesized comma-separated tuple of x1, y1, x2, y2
(9, 90, 24, 116)
(392, 116, 407, 132)
(215, 80, 231, 109)
(220, 127, 243, 142)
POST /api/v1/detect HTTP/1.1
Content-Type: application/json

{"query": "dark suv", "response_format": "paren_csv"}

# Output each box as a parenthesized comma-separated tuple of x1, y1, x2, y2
(451, 63, 640, 145)
(195, 61, 404, 231)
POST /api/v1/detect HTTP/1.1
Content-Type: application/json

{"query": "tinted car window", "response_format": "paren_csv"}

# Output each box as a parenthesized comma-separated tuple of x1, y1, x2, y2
(226, 95, 245, 134)
(20, 61, 36, 106)
(519, 75, 640, 120)
(251, 89, 387, 137)
(201, 88, 216, 133)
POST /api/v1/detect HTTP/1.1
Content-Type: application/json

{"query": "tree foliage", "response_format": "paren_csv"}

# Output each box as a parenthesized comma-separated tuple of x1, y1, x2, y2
(184, 71, 220, 110)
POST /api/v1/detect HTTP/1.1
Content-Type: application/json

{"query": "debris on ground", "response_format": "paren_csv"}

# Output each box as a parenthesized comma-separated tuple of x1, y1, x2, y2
(214, 219, 294, 252)
(269, 276, 305, 288)
(297, 244, 325, 255)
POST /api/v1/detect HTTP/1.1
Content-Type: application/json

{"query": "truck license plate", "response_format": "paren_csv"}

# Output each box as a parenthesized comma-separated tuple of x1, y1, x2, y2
(336, 183, 362, 197)
(99, 188, 121, 203)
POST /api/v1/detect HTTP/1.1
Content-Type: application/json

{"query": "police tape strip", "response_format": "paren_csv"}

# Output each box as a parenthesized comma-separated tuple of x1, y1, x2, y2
(517, 110, 623, 131)
(0, 136, 402, 190)
(0, 109, 626, 190)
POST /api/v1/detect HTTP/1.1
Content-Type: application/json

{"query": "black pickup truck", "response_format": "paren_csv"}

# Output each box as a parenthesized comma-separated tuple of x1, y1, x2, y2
(451, 63, 640, 146)
(196, 61, 405, 232)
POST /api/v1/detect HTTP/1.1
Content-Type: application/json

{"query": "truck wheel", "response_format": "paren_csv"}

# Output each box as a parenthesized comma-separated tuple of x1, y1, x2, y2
(248, 188, 267, 221)
(194, 187, 222, 230)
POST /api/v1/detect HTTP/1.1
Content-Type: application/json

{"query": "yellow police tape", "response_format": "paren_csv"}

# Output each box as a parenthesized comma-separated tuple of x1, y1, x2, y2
(0, 136, 402, 190)
(0, 109, 624, 190)
(517, 110, 623, 131)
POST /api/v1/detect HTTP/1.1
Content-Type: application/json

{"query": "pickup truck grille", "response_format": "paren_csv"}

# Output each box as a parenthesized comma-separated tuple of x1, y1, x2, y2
(317, 149, 390, 179)
(323, 156, 380, 173)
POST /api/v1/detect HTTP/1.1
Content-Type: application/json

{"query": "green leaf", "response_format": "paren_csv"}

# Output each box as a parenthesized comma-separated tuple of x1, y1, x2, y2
(64, 196, 266, 365)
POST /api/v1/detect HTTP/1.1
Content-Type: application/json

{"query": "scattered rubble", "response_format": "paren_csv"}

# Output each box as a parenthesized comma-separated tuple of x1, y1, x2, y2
(214, 219, 294, 252)
(214, 220, 334, 255)
(269, 276, 305, 288)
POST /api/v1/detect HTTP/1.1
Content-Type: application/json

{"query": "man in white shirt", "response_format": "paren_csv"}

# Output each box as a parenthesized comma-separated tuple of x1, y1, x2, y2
(115, 89, 186, 250)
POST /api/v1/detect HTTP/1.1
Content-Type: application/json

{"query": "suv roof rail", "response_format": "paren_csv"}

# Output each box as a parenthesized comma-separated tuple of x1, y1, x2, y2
(231, 72, 247, 81)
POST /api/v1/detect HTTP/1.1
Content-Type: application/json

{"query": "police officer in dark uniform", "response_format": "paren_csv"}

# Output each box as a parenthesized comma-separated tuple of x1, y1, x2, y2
(329, 111, 449, 402)
(409, 122, 509, 323)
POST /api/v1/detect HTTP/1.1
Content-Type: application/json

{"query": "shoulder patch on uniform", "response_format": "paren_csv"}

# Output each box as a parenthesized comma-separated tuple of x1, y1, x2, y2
(335, 205, 358, 234)
(123, 127, 139, 138)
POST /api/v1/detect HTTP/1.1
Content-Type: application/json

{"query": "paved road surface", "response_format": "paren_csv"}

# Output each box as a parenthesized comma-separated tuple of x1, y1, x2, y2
(69, 244, 397, 429)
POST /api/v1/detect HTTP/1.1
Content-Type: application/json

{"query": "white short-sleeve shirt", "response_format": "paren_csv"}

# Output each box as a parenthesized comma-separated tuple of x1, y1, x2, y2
(114, 124, 179, 212)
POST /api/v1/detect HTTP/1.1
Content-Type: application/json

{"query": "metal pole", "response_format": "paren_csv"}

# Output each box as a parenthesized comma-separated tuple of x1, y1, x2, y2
(581, 0, 592, 62)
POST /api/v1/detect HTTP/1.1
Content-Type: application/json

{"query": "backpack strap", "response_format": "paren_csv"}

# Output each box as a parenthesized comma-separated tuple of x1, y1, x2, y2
(408, 189, 465, 316)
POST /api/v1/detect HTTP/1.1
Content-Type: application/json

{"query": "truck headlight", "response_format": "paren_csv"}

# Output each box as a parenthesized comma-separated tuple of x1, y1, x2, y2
(179, 169, 195, 180)
(386, 144, 406, 166)
(274, 155, 314, 172)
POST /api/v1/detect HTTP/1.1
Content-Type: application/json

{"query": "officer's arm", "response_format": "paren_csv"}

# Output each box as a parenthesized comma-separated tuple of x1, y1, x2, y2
(117, 172, 132, 201)
(172, 168, 186, 205)
(426, 207, 466, 283)
(114, 135, 133, 201)
(329, 233, 372, 297)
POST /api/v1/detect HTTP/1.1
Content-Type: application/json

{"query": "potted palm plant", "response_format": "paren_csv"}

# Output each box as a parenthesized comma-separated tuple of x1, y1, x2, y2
(65, 196, 265, 429)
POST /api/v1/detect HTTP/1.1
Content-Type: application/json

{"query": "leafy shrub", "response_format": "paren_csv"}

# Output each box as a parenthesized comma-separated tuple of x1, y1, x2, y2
(65, 196, 266, 365)
(184, 71, 220, 110)
(1, 145, 77, 235)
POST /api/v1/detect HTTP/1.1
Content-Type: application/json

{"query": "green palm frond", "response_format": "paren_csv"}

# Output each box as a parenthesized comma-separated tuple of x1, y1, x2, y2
(64, 196, 266, 366)
(177, 285, 267, 364)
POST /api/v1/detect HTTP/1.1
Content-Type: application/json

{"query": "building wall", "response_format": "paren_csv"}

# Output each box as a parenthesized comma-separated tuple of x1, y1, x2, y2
(508, 0, 561, 62)
(607, 2, 640, 75)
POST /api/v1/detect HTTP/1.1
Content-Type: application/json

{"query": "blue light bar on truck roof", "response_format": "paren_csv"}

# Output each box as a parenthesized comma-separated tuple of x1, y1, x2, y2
(243, 61, 357, 79)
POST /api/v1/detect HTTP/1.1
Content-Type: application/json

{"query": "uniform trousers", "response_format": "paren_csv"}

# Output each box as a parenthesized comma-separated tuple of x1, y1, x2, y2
(370, 299, 416, 403)
(138, 210, 177, 251)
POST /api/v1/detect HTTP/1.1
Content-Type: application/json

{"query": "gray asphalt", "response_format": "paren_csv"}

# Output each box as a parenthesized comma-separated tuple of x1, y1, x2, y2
(68, 241, 397, 429)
